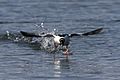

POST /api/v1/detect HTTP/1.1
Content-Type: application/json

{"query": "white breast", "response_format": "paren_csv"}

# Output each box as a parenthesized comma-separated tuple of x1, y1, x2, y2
(54, 36, 63, 44)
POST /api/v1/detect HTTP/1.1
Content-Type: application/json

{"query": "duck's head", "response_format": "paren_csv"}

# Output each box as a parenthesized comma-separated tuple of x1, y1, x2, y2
(59, 38, 65, 46)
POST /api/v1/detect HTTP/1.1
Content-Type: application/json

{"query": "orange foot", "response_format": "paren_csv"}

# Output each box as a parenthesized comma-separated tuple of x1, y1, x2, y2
(63, 49, 73, 55)
(63, 51, 69, 55)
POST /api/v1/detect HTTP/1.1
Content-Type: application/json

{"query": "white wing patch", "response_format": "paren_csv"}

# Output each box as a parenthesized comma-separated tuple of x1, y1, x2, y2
(54, 36, 63, 44)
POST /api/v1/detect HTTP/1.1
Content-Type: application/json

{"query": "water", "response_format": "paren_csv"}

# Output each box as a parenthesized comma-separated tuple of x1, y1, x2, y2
(0, 0, 120, 80)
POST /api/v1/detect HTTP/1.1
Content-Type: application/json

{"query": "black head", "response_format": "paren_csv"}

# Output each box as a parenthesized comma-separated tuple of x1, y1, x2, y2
(59, 38, 65, 45)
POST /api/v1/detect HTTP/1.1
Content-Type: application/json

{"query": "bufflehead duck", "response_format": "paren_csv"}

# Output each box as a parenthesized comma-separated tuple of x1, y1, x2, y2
(20, 28, 103, 56)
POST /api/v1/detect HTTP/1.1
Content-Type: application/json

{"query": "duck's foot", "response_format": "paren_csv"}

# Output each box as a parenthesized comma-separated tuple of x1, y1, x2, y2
(63, 50, 73, 55)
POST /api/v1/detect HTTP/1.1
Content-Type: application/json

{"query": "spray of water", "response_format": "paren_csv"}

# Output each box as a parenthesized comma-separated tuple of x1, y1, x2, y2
(3, 23, 60, 52)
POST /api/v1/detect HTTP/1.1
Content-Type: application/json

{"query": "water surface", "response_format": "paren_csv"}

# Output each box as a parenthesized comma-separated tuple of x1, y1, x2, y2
(0, 0, 120, 80)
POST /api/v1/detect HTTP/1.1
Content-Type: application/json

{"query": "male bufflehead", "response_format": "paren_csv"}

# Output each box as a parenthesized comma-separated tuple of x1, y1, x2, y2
(20, 28, 103, 56)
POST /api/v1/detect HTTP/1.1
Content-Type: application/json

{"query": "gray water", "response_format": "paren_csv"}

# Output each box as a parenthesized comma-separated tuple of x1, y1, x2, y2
(0, 0, 120, 80)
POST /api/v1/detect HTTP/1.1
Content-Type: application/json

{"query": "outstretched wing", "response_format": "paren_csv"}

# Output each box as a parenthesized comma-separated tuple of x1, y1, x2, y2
(20, 31, 54, 37)
(20, 28, 103, 37)
(69, 28, 103, 37)
(82, 28, 103, 36)
(58, 34, 68, 37)
(43, 34, 54, 37)
(69, 33, 82, 37)
(20, 31, 41, 37)
(57, 33, 82, 37)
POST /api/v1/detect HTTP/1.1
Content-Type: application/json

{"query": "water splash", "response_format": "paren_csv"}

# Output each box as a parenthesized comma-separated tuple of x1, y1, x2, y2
(35, 23, 49, 34)
(1, 30, 59, 52)
(0, 23, 62, 53)
(6, 31, 10, 39)
(40, 37, 61, 53)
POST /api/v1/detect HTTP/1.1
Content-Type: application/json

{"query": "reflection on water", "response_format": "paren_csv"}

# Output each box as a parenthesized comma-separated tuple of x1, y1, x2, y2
(54, 57, 70, 69)
(53, 57, 70, 78)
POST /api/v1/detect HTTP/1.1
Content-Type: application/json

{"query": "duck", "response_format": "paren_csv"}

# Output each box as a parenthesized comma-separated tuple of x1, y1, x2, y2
(20, 28, 103, 56)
